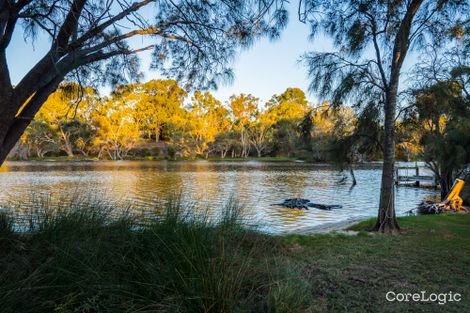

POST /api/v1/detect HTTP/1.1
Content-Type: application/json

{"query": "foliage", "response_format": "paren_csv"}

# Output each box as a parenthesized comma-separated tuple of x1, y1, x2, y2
(406, 80, 470, 196)
(10, 81, 422, 162)
(122, 80, 187, 142)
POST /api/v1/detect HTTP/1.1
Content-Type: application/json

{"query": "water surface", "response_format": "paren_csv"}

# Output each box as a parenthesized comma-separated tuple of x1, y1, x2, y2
(0, 160, 437, 234)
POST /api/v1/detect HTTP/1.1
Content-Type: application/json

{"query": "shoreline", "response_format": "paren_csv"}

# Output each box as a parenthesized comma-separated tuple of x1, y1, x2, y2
(4, 157, 426, 165)
(282, 217, 369, 235)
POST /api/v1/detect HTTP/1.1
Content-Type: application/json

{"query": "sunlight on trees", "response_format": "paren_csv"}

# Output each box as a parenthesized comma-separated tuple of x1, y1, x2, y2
(10, 81, 380, 162)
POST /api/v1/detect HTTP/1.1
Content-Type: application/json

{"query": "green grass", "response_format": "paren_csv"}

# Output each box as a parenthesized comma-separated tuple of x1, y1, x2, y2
(0, 200, 469, 312)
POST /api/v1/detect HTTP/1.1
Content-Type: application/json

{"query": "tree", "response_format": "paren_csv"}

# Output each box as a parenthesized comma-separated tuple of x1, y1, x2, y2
(91, 100, 140, 160)
(299, 110, 314, 150)
(187, 91, 229, 157)
(265, 88, 309, 157)
(410, 81, 470, 197)
(210, 132, 239, 158)
(118, 80, 187, 142)
(266, 87, 308, 121)
(23, 121, 59, 158)
(0, 0, 288, 165)
(229, 94, 258, 158)
(301, 0, 468, 232)
(35, 83, 97, 157)
(249, 110, 273, 157)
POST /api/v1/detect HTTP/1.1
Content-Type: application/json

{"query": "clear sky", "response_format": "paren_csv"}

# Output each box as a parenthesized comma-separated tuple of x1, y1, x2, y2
(6, 4, 335, 105)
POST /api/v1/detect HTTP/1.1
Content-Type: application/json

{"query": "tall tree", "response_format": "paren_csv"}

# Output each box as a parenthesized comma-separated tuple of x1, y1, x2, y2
(301, 0, 468, 232)
(187, 91, 229, 157)
(91, 99, 140, 160)
(0, 0, 287, 165)
(250, 110, 273, 157)
(229, 94, 258, 158)
(116, 80, 187, 142)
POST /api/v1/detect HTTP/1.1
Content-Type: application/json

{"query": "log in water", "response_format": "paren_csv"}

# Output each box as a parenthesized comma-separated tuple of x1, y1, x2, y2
(272, 198, 342, 210)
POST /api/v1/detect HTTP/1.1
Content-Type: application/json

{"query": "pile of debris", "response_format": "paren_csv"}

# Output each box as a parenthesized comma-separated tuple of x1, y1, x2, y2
(272, 198, 342, 210)
(416, 179, 468, 214)
(417, 201, 469, 215)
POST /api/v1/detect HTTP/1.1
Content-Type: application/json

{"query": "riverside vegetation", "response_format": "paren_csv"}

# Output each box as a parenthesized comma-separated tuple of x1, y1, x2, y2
(0, 196, 469, 313)
(9, 80, 468, 169)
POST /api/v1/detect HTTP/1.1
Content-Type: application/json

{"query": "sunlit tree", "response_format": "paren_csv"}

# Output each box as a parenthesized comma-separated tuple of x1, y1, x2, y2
(92, 100, 140, 160)
(33, 83, 97, 157)
(229, 94, 258, 158)
(187, 91, 230, 157)
(115, 80, 187, 142)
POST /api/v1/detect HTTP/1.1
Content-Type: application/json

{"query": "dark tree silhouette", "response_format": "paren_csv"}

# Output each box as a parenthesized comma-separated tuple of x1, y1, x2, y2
(300, 0, 468, 232)
(0, 0, 287, 165)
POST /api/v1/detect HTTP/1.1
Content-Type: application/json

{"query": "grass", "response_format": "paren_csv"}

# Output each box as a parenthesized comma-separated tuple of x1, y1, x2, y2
(0, 199, 469, 313)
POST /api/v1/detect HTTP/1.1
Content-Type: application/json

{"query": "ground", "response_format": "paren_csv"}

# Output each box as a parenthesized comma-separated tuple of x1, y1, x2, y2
(0, 207, 469, 313)
(282, 215, 470, 312)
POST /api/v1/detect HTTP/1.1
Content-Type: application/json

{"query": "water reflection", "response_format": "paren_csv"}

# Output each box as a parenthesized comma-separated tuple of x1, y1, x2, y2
(0, 161, 437, 234)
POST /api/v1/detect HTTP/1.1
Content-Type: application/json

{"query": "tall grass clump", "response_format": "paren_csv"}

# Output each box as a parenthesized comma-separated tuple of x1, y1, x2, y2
(0, 194, 313, 313)
(0, 211, 13, 239)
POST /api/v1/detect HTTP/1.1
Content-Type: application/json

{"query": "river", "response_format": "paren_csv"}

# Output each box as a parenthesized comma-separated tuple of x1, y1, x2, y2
(0, 160, 437, 234)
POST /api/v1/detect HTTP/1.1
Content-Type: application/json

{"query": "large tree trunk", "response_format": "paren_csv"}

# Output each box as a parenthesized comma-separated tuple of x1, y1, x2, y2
(374, 90, 400, 232)
(372, 0, 423, 232)
(0, 77, 63, 166)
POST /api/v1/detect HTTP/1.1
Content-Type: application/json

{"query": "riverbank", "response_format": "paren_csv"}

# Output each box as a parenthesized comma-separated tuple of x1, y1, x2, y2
(5, 155, 303, 163)
(1, 202, 469, 312)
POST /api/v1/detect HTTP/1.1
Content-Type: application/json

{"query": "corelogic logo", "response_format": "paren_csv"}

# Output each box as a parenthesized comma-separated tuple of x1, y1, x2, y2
(386, 291, 461, 305)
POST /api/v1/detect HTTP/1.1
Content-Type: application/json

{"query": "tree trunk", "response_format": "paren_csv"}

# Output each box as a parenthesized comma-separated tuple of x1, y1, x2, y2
(0, 76, 63, 166)
(60, 129, 74, 157)
(0, 119, 31, 165)
(439, 171, 453, 199)
(349, 167, 357, 186)
(372, 0, 424, 232)
(373, 90, 400, 232)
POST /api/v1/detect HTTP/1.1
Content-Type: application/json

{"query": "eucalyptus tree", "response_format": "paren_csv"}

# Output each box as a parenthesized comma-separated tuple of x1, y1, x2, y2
(0, 0, 287, 165)
(301, 0, 468, 232)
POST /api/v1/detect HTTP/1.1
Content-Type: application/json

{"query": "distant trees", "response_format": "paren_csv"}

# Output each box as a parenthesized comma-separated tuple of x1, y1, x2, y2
(12, 82, 377, 161)
(20, 78, 467, 170)
(301, 0, 468, 232)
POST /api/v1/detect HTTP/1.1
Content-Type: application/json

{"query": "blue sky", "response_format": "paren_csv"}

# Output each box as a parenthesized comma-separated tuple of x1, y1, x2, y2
(6, 4, 334, 105)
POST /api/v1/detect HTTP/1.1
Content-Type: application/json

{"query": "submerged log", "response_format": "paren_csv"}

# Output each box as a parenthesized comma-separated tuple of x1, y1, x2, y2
(307, 203, 343, 210)
(271, 198, 342, 210)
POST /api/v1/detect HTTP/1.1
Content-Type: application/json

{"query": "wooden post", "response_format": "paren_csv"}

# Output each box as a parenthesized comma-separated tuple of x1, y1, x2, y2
(415, 163, 420, 187)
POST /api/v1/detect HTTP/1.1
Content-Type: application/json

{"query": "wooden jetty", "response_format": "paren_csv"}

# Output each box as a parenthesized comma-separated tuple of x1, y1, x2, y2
(395, 163, 437, 187)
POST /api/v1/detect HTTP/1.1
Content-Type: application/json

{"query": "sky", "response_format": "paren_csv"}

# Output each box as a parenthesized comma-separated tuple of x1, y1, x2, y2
(6, 4, 334, 105)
